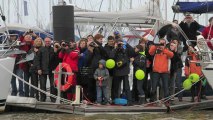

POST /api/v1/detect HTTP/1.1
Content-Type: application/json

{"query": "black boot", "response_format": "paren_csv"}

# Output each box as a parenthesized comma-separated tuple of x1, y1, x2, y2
(138, 95, 145, 105)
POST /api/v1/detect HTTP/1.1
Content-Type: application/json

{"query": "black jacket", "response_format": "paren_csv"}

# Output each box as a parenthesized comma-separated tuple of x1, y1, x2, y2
(104, 44, 115, 76)
(112, 44, 133, 76)
(179, 21, 200, 46)
(34, 46, 58, 74)
(132, 52, 146, 72)
(86, 41, 107, 70)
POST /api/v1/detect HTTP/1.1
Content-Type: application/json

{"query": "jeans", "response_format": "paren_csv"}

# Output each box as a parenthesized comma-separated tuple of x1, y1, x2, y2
(30, 72, 39, 100)
(151, 72, 169, 101)
(40, 73, 54, 102)
(169, 72, 177, 97)
(16, 69, 29, 96)
(176, 68, 183, 99)
(137, 79, 144, 96)
(114, 75, 132, 103)
(107, 76, 113, 100)
(96, 86, 108, 103)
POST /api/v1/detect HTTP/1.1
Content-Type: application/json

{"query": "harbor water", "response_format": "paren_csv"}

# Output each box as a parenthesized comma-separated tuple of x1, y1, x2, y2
(1, 110, 213, 120)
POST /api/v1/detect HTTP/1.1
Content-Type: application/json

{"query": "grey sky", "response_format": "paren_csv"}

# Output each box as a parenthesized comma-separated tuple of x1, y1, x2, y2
(0, 0, 212, 29)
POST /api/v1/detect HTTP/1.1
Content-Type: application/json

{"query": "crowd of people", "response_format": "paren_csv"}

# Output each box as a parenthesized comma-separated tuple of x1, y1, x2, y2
(10, 14, 213, 106)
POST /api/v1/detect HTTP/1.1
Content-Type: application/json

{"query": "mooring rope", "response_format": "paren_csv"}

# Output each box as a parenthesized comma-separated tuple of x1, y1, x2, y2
(0, 62, 73, 104)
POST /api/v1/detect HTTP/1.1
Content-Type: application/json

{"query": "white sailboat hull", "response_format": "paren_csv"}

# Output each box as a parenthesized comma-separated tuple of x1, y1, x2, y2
(0, 57, 15, 112)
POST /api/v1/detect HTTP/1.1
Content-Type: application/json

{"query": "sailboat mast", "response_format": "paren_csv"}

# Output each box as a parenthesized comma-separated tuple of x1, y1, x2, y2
(49, 0, 53, 32)
(165, 0, 167, 21)
(119, 0, 122, 11)
(7, 0, 10, 23)
(17, 0, 20, 23)
(108, 0, 111, 12)
(1, 0, 4, 13)
(130, 0, 132, 9)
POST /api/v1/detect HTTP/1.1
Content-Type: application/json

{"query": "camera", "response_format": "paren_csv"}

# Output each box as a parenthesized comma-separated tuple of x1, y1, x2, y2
(54, 44, 60, 49)
(89, 42, 97, 47)
(29, 29, 33, 33)
(117, 43, 123, 48)
(154, 43, 164, 46)
(115, 35, 120, 40)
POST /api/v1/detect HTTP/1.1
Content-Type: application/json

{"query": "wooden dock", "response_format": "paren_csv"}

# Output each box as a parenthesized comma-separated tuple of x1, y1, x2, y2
(5, 95, 213, 115)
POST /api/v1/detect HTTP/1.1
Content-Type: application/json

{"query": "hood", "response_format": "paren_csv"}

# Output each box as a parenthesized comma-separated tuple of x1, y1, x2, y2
(99, 59, 106, 67)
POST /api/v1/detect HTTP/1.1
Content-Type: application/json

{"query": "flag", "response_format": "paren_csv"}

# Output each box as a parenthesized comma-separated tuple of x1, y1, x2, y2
(24, 0, 28, 16)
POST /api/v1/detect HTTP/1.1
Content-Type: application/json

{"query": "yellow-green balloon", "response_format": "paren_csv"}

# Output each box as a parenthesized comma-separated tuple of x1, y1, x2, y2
(135, 69, 145, 80)
(106, 59, 115, 69)
(189, 73, 200, 83)
(183, 79, 192, 90)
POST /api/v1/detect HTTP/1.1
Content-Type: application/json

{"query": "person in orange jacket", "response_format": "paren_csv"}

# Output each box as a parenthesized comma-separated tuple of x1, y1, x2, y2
(149, 38, 174, 102)
(185, 45, 203, 102)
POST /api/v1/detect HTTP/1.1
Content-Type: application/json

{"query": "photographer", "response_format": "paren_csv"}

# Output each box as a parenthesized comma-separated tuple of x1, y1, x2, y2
(86, 34, 107, 102)
(167, 40, 183, 101)
(59, 41, 79, 100)
(111, 40, 134, 106)
(149, 39, 174, 102)
(22, 29, 38, 40)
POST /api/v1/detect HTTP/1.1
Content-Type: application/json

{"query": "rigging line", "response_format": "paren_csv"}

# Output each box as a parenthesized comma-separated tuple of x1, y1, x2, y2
(12, 0, 23, 23)
(31, 0, 46, 28)
(98, 0, 103, 12)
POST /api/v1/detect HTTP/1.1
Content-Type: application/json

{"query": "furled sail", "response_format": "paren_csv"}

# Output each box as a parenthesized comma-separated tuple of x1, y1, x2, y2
(172, 1, 213, 14)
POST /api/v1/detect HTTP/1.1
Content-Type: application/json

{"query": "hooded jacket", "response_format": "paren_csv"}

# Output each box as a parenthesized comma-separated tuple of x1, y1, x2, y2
(94, 60, 109, 86)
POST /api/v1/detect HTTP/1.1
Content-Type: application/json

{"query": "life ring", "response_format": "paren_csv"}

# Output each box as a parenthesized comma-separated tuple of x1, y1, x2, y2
(54, 63, 73, 92)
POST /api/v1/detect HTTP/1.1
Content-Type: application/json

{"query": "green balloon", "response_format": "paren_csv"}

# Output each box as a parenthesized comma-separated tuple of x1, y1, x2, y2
(183, 79, 192, 90)
(135, 69, 145, 80)
(189, 73, 200, 83)
(106, 59, 115, 69)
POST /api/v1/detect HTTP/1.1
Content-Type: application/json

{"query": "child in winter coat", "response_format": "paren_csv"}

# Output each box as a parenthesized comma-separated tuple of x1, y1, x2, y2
(94, 59, 110, 105)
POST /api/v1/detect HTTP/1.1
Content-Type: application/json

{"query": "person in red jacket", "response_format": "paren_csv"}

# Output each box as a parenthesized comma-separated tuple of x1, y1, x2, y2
(149, 38, 174, 102)
(16, 35, 33, 97)
(202, 17, 213, 50)
(59, 41, 79, 100)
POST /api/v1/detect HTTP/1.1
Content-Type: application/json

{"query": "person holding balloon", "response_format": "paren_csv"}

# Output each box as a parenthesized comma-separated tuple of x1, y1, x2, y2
(149, 38, 174, 102)
(184, 45, 203, 102)
(131, 45, 146, 104)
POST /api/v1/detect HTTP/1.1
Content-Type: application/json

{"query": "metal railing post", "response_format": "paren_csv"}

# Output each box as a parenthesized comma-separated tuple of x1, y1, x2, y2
(56, 63, 62, 104)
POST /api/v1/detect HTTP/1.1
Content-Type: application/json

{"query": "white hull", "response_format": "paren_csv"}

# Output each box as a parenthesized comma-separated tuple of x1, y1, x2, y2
(0, 57, 15, 112)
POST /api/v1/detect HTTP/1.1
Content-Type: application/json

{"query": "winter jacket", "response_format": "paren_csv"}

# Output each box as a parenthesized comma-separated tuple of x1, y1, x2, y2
(104, 44, 115, 76)
(179, 21, 200, 46)
(112, 44, 133, 76)
(34, 46, 57, 74)
(18, 41, 34, 72)
(28, 47, 40, 73)
(202, 25, 213, 50)
(132, 51, 146, 72)
(59, 48, 79, 72)
(184, 53, 202, 77)
(78, 48, 88, 68)
(86, 40, 107, 70)
(94, 60, 109, 86)
(149, 45, 174, 73)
